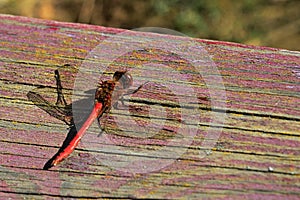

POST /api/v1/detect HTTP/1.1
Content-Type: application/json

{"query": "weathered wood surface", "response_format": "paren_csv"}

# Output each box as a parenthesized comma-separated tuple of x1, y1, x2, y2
(0, 14, 299, 199)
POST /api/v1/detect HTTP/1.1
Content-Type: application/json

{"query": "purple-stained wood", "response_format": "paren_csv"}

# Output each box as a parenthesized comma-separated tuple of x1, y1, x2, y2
(0, 14, 299, 199)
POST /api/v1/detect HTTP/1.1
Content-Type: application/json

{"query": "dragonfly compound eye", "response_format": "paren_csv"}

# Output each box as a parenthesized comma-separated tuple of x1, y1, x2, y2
(113, 71, 133, 89)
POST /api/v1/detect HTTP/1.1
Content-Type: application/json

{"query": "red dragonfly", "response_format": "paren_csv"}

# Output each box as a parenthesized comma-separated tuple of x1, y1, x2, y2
(27, 69, 147, 170)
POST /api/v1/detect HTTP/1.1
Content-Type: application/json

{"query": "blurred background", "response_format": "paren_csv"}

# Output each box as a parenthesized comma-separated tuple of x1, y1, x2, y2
(0, 0, 299, 50)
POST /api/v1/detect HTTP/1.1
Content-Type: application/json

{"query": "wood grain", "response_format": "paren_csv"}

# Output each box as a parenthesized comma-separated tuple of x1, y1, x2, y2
(0, 14, 299, 199)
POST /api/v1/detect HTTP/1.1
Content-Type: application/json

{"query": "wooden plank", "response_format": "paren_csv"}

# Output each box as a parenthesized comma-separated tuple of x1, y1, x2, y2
(0, 14, 299, 199)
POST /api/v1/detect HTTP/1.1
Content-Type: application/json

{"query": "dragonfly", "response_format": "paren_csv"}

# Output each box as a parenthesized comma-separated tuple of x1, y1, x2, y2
(27, 69, 148, 170)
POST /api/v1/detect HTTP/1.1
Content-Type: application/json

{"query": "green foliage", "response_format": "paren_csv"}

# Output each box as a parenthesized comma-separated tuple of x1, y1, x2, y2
(0, 0, 298, 50)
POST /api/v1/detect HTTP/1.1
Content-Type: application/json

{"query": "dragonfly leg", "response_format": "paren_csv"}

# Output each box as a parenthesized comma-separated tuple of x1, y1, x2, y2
(123, 81, 149, 96)
(114, 81, 149, 109)
(55, 70, 68, 107)
(113, 97, 130, 110)
(97, 114, 108, 137)
(97, 107, 111, 136)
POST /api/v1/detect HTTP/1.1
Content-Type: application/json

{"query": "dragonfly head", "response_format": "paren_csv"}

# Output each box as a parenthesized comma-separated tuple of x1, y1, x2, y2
(113, 71, 133, 89)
